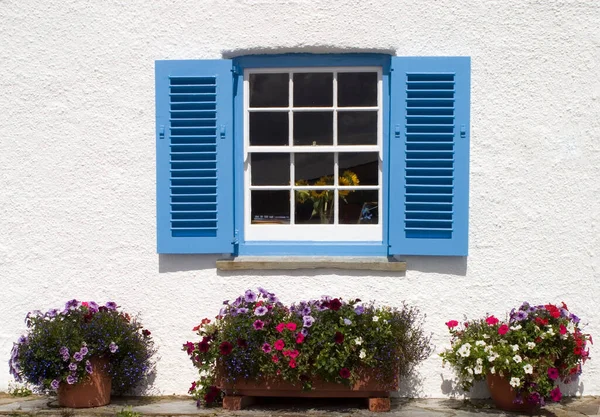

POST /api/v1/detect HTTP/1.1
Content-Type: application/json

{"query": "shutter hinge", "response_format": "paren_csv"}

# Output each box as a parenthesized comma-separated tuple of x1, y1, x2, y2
(394, 124, 401, 139)
(220, 125, 226, 140)
(460, 125, 466, 138)
(232, 229, 239, 245)
(159, 125, 165, 140)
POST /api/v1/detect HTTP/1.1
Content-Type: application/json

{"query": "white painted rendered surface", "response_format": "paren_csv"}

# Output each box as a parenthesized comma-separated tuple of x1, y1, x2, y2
(0, 0, 599, 398)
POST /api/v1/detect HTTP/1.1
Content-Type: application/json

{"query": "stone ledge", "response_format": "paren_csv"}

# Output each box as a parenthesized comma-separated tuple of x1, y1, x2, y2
(216, 257, 406, 272)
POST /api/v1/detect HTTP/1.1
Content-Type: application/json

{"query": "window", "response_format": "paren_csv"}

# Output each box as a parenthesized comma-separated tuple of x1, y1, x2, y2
(156, 55, 470, 256)
(245, 67, 382, 242)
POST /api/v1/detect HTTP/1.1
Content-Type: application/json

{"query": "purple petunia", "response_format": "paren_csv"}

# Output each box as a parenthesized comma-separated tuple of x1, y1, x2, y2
(244, 290, 257, 303)
(254, 306, 268, 316)
(232, 296, 243, 307)
(50, 379, 60, 390)
(515, 311, 528, 321)
(300, 328, 309, 337)
(267, 293, 278, 303)
(303, 315, 315, 328)
(85, 360, 93, 374)
(67, 375, 77, 385)
(68, 362, 77, 371)
(65, 299, 80, 310)
(18, 335, 28, 345)
(257, 287, 269, 297)
(73, 352, 83, 362)
(46, 309, 59, 318)
(236, 308, 249, 314)
(59, 346, 69, 357)
(262, 343, 272, 353)
(109, 342, 118, 353)
(80, 346, 89, 356)
(570, 313, 580, 323)
(302, 306, 311, 315)
(105, 301, 117, 310)
(88, 301, 99, 312)
(343, 318, 352, 325)
(354, 305, 365, 315)
(253, 320, 265, 330)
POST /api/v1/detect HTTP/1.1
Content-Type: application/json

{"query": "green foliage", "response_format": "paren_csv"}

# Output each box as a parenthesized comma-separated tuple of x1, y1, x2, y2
(9, 300, 156, 395)
(115, 407, 142, 417)
(7, 382, 32, 397)
(440, 302, 591, 406)
(184, 289, 432, 407)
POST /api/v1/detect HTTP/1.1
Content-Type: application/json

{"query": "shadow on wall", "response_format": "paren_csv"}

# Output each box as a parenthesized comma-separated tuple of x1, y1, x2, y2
(158, 255, 467, 276)
(221, 45, 397, 58)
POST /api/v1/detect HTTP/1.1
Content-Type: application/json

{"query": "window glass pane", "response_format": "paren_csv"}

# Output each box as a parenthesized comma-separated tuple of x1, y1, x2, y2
(250, 73, 288, 108)
(338, 111, 377, 145)
(251, 153, 290, 185)
(338, 72, 377, 107)
(249, 112, 288, 146)
(251, 190, 290, 224)
(295, 190, 335, 224)
(339, 190, 379, 225)
(293, 73, 333, 107)
(338, 152, 379, 186)
(293, 112, 333, 146)
(295, 153, 334, 185)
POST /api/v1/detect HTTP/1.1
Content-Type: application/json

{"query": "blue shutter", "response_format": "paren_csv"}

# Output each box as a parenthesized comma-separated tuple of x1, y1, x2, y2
(388, 57, 470, 256)
(156, 60, 234, 254)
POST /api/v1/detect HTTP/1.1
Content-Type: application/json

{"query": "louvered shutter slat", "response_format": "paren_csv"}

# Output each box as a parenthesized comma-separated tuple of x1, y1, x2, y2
(389, 57, 470, 256)
(156, 60, 234, 254)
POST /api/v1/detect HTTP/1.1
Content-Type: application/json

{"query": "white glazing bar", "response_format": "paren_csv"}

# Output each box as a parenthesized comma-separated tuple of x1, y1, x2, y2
(247, 145, 379, 153)
(248, 106, 378, 112)
(333, 71, 339, 225)
(248, 185, 381, 191)
(289, 72, 295, 225)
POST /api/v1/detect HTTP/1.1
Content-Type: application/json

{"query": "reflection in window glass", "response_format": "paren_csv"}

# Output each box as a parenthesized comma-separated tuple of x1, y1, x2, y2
(250, 73, 288, 108)
(338, 111, 377, 145)
(251, 153, 290, 185)
(249, 112, 289, 146)
(293, 73, 333, 107)
(339, 152, 379, 185)
(251, 190, 290, 224)
(293, 112, 333, 146)
(339, 190, 379, 225)
(338, 72, 377, 107)
(295, 153, 334, 185)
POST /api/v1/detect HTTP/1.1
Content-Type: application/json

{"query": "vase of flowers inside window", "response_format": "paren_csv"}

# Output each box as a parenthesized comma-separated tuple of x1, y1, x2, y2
(184, 288, 432, 411)
(440, 302, 591, 412)
(295, 170, 359, 224)
(9, 300, 157, 408)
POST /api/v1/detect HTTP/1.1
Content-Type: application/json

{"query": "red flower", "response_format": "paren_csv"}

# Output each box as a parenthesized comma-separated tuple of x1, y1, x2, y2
(201, 318, 211, 325)
(498, 324, 509, 335)
(188, 381, 197, 393)
(219, 341, 233, 355)
(535, 317, 549, 326)
(561, 302, 569, 311)
(339, 368, 351, 379)
(283, 350, 290, 357)
(485, 316, 499, 326)
(296, 334, 305, 344)
(271, 355, 279, 363)
(237, 339, 248, 349)
(550, 386, 562, 402)
(574, 346, 583, 355)
(445, 320, 459, 328)
(184, 341, 195, 355)
(198, 337, 210, 352)
(289, 359, 297, 368)
(274, 339, 285, 351)
(576, 338, 584, 347)
(82, 302, 89, 307)
(289, 350, 299, 359)
(559, 324, 567, 335)
(276, 323, 286, 333)
(329, 298, 342, 311)
(287, 322, 297, 331)
(334, 332, 345, 344)
(142, 329, 151, 337)
(256, 301, 264, 307)
(547, 367, 559, 380)
(535, 337, 542, 343)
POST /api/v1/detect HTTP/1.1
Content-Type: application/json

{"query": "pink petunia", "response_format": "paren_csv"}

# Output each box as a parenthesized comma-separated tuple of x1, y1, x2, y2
(547, 367, 559, 380)
(485, 316, 499, 326)
(559, 324, 567, 335)
(445, 320, 459, 328)
(296, 334, 305, 344)
(289, 350, 299, 359)
(498, 324, 509, 335)
(274, 339, 285, 351)
(276, 323, 286, 333)
(287, 322, 297, 331)
(550, 386, 562, 402)
(289, 359, 297, 368)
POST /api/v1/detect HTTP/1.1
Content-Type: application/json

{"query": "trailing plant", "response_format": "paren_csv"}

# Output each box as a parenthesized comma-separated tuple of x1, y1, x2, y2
(9, 300, 157, 394)
(184, 288, 432, 406)
(440, 302, 592, 407)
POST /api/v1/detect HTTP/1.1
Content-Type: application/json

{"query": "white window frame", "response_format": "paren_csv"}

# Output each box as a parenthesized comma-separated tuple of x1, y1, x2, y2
(243, 66, 383, 242)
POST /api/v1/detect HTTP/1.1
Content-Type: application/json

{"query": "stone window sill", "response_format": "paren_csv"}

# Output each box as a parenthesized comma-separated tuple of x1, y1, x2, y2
(216, 256, 406, 272)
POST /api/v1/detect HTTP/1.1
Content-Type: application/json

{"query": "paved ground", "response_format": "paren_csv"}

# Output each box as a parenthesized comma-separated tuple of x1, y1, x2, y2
(0, 394, 599, 417)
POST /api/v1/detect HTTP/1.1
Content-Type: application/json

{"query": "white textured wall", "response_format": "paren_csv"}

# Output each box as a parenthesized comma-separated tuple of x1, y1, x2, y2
(1, 0, 599, 398)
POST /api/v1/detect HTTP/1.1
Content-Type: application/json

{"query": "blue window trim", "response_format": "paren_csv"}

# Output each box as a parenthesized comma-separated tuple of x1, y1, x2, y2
(232, 54, 392, 257)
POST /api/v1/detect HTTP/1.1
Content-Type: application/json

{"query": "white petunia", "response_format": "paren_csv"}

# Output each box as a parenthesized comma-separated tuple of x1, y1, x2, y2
(354, 337, 363, 346)
(511, 344, 519, 352)
(458, 343, 471, 358)
(488, 353, 498, 362)
(475, 340, 486, 346)
(513, 355, 522, 363)
(466, 368, 474, 375)
(546, 327, 555, 336)
(510, 377, 520, 388)
(490, 366, 496, 374)
(359, 349, 366, 359)
(510, 324, 522, 331)
(373, 316, 380, 322)
(523, 364, 533, 374)
(484, 345, 494, 353)
(483, 334, 490, 339)
(474, 365, 483, 375)
(476, 358, 483, 366)
(527, 342, 536, 350)
(567, 322, 576, 333)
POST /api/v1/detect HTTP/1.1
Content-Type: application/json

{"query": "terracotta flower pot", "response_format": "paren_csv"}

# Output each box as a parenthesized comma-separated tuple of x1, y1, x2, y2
(486, 373, 538, 414)
(57, 357, 111, 408)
